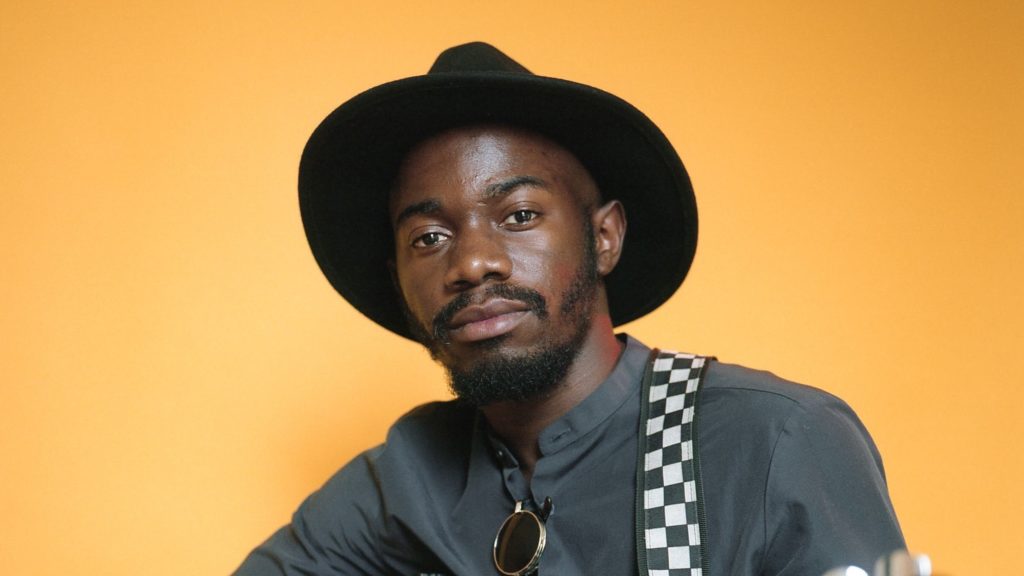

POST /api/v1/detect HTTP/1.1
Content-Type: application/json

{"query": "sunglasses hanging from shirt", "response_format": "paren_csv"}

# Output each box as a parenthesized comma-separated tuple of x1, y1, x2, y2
(493, 497, 553, 575)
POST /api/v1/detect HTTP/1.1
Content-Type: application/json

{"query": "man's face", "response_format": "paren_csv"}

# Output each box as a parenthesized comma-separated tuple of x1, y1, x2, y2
(389, 125, 607, 405)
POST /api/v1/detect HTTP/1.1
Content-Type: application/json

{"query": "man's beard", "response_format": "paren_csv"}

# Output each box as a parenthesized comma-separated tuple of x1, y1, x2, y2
(403, 222, 600, 406)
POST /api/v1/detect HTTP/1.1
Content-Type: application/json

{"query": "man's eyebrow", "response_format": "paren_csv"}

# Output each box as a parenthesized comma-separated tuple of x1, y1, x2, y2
(394, 199, 441, 227)
(484, 175, 547, 198)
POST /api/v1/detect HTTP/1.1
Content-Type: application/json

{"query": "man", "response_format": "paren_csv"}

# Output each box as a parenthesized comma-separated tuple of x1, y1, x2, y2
(235, 42, 904, 575)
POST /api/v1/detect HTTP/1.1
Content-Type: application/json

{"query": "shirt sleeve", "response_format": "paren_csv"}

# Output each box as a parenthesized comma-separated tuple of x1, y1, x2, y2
(232, 449, 388, 576)
(761, 394, 906, 574)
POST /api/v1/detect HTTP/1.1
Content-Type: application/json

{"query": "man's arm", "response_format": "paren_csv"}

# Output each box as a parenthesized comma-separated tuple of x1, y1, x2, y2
(761, 395, 905, 574)
(233, 450, 387, 576)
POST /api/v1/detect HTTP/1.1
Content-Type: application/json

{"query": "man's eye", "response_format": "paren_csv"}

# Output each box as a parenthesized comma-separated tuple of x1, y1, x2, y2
(503, 210, 539, 226)
(412, 231, 449, 248)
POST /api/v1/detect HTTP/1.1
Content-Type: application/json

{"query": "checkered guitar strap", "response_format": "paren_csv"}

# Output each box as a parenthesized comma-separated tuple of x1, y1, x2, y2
(636, 350, 709, 576)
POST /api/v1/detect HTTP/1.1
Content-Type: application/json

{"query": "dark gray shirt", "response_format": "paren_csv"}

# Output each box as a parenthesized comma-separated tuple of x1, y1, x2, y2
(235, 336, 904, 575)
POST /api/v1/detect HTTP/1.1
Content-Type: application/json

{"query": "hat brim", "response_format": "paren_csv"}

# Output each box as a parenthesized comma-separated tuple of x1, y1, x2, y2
(299, 71, 697, 340)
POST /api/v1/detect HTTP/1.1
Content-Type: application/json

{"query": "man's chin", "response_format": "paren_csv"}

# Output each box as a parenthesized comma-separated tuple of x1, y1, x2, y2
(443, 340, 579, 406)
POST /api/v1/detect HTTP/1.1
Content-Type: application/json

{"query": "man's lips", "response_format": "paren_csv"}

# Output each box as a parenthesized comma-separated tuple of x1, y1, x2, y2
(446, 299, 532, 343)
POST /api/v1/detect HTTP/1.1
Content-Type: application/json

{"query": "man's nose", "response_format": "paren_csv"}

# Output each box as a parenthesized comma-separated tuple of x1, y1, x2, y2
(443, 226, 512, 290)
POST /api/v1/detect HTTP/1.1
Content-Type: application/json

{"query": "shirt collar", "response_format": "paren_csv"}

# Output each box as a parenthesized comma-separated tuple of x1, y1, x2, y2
(455, 334, 651, 514)
(535, 333, 650, 455)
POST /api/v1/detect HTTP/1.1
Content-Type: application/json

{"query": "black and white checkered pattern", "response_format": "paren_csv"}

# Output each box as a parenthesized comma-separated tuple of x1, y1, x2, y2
(641, 351, 707, 576)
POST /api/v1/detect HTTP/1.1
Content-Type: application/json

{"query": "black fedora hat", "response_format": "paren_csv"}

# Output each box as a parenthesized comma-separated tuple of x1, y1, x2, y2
(299, 42, 697, 340)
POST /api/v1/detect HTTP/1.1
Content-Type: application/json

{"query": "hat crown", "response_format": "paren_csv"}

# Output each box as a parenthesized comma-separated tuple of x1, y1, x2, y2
(428, 41, 532, 75)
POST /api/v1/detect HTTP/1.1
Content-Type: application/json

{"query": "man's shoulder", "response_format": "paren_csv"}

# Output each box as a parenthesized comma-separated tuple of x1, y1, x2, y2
(637, 338, 849, 414)
(655, 354, 865, 444)
(701, 359, 846, 410)
(694, 358, 871, 450)
(316, 399, 475, 502)
(390, 397, 477, 435)
(364, 398, 477, 467)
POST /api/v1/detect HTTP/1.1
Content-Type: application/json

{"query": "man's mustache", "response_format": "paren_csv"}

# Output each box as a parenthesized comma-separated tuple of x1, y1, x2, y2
(432, 284, 548, 342)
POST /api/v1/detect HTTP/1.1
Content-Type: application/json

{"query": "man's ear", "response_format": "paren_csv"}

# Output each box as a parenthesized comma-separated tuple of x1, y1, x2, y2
(592, 200, 626, 276)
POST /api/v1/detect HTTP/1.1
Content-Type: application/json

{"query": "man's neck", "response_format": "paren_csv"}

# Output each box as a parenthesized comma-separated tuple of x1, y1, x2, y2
(479, 320, 624, 483)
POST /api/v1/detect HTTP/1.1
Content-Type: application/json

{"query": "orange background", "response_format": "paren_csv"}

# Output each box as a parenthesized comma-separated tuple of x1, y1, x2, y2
(2, 1, 1021, 574)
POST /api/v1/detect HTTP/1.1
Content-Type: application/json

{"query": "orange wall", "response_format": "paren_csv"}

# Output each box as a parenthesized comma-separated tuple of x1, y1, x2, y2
(2, 1, 1021, 574)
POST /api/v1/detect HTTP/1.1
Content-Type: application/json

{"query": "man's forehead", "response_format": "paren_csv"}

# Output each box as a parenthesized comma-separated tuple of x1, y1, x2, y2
(388, 124, 599, 216)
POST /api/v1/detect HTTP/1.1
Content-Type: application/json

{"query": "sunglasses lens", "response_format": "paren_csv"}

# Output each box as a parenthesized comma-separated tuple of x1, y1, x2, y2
(493, 510, 545, 575)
